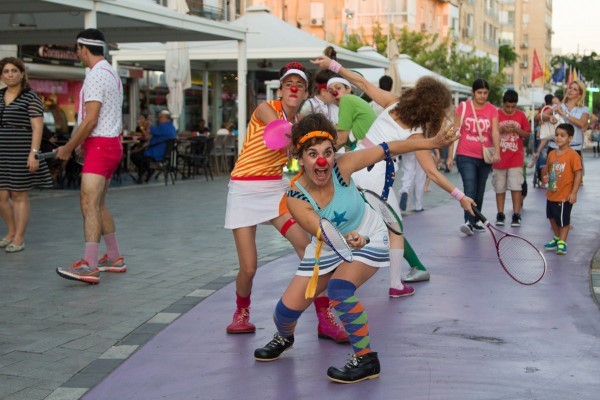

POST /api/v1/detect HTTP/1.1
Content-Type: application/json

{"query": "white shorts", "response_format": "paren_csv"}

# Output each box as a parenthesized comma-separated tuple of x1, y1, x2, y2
(224, 178, 289, 229)
(492, 167, 524, 193)
(296, 206, 390, 276)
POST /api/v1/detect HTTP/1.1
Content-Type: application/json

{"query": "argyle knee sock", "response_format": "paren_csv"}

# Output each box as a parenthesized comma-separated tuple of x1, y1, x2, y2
(328, 279, 371, 356)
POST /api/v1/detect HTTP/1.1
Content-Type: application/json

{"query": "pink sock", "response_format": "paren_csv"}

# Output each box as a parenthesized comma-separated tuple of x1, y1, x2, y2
(103, 232, 121, 260)
(84, 242, 99, 268)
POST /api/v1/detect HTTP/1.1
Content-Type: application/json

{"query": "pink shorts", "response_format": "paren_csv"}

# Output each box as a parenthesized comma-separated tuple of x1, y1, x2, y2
(81, 137, 123, 179)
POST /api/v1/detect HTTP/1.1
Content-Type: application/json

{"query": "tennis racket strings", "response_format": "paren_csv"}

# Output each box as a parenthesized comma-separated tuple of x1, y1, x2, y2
(497, 236, 546, 285)
(319, 219, 353, 262)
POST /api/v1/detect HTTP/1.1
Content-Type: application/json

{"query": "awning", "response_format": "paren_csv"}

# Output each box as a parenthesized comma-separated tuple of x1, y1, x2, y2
(111, 5, 389, 72)
(0, 0, 246, 45)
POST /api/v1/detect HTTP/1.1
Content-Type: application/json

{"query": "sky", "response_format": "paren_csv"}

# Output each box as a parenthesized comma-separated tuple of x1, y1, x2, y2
(552, 0, 599, 55)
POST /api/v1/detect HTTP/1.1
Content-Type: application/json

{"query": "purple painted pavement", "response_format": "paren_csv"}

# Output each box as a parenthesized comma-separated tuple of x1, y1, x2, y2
(85, 161, 600, 400)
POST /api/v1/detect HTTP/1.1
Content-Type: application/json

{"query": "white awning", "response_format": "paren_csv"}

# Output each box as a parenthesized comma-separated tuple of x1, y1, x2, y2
(0, 0, 246, 45)
(111, 5, 389, 71)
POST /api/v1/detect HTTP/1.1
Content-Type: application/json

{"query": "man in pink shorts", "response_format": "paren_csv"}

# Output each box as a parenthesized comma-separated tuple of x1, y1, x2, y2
(55, 28, 126, 284)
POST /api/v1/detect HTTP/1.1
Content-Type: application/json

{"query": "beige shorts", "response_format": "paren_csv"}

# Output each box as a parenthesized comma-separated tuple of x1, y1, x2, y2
(492, 167, 524, 193)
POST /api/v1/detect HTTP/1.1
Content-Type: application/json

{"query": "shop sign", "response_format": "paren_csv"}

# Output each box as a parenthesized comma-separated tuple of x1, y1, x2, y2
(29, 79, 69, 94)
(117, 66, 144, 79)
(19, 45, 79, 67)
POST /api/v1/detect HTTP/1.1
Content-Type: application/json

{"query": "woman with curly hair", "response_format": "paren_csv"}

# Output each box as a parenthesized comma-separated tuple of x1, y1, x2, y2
(311, 55, 475, 295)
(223, 61, 348, 343)
(254, 113, 459, 383)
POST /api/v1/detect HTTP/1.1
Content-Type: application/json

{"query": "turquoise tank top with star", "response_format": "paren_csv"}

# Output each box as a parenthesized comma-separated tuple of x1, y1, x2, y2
(289, 161, 365, 234)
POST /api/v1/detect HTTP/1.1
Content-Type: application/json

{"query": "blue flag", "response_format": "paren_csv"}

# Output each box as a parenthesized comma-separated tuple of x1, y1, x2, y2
(552, 62, 566, 83)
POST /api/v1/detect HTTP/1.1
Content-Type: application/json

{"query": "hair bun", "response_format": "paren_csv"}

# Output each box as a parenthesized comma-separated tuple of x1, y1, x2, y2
(324, 46, 337, 60)
(285, 61, 305, 72)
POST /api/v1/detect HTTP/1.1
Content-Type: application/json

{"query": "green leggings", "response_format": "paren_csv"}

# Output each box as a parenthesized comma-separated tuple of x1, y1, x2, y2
(399, 220, 427, 271)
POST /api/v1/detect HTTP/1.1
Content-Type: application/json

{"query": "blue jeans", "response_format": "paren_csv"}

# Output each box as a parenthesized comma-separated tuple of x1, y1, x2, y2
(456, 155, 492, 225)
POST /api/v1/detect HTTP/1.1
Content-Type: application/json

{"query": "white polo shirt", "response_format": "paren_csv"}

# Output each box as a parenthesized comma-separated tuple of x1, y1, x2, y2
(78, 59, 123, 138)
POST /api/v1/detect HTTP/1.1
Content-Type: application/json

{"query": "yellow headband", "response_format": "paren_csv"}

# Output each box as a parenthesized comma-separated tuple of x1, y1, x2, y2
(296, 130, 334, 149)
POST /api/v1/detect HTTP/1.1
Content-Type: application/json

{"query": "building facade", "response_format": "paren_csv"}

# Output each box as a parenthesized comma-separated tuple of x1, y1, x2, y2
(499, 0, 553, 90)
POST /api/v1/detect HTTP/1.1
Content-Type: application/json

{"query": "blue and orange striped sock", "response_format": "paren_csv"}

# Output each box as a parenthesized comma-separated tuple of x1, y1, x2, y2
(273, 299, 302, 338)
(328, 279, 371, 356)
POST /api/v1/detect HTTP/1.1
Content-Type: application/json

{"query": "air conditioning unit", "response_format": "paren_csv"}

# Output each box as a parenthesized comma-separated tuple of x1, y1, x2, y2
(520, 61, 528, 68)
(310, 17, 323, 26)
(520, 43, 528, 48)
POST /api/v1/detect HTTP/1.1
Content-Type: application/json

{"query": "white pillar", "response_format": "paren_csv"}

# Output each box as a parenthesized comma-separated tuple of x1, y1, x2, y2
(237, 39, 247, 152)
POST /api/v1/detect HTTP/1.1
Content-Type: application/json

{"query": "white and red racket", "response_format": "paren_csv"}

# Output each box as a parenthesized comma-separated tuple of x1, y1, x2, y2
(472, 206, 546, 285)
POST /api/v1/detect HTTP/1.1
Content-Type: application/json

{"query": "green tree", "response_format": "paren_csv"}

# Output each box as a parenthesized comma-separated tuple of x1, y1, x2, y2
(339, 24, 507, 104)
(498, 44, 519, 69)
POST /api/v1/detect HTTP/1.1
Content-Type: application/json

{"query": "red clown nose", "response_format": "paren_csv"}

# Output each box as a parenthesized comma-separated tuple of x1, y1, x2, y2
(290, 86, 298, 93)
(329, 90, 338, 97)
(316, 157, 327, 167)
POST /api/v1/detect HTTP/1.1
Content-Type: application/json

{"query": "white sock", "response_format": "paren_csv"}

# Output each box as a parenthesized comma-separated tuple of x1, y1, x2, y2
(389, 249, 405, 290)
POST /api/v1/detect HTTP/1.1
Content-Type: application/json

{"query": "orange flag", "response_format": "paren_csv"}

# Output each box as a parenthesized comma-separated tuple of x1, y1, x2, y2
(531, 49, 543, 83)
(567, 64, 574, 85)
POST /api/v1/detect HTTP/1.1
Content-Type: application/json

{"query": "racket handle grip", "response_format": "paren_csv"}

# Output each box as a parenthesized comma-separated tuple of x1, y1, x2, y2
(35, 152, 57, 160)
(364, 236, 370, 244)
(471, 206, 487, 224)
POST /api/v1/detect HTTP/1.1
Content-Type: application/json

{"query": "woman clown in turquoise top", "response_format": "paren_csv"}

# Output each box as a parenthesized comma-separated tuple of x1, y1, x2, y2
(253, 113, 459, 384)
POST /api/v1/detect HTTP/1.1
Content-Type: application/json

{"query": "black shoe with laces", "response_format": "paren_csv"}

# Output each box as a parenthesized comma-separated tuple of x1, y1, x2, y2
(511, 213, 521, 227)
(254, 333, 294, 361)
(326, 352, 381, 383)
(495, 212, 505, 226)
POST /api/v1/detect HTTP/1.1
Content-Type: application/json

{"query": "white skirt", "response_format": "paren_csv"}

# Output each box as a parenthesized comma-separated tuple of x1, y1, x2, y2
(296, 205, 390, 276)
(224, 178, 290, 229)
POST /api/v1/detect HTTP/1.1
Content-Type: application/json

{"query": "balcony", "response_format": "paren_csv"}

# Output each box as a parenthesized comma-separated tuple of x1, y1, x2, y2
(186, 0, 229, 21)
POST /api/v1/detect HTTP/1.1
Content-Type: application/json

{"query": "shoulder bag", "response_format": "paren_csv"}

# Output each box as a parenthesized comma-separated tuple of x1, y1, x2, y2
(469, 101, 495, 164)
(539, 105, 560, 140)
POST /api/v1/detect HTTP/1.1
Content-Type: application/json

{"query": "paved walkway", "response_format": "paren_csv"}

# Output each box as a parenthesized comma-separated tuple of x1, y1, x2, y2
(1, 154, 599, 399)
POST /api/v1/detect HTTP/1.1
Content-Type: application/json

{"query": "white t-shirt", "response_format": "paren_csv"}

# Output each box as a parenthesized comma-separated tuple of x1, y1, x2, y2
(299, 96, 339, 125)
(78, 59, 123, 138)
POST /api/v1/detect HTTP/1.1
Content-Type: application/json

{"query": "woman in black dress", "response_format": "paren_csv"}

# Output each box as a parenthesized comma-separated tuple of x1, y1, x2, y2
(0, 57, 53, 253)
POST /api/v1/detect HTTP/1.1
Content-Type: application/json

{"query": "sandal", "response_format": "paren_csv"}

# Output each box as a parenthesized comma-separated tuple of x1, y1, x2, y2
(5, 243, 25, 253)
(0, 238, 12, 248)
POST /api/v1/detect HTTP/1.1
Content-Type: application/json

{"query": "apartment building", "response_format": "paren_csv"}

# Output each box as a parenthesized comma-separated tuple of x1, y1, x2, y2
(499, 0, 553, 90)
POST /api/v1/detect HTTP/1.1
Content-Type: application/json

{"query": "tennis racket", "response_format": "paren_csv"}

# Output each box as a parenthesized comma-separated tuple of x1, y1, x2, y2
(35, 152, 57, 160)
(359, 189, 403, 236)
(472, 206, 546, 285)
(318, 218, 354, 263)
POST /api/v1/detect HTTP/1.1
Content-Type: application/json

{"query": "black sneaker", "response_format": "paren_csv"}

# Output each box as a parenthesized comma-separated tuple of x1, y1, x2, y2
(327, 352, 381, 383)
(473, 221, 487, 232)
(495, 212, 506, 226)
(511, 213, 521, 227)
(460, 222, 474, 236)
(254, 333, 294, 361)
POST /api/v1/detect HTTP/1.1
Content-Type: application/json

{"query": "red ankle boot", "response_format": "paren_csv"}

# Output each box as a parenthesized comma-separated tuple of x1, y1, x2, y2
(226, 307, 256, 334)
(316, 303, 349, 343)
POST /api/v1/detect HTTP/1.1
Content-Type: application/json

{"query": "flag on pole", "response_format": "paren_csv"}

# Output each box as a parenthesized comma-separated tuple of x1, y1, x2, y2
(531, 49, 543, 83)
(543, 59, 551, 83)
(567, 64, 574, 85)
(552, 61, 566, 83)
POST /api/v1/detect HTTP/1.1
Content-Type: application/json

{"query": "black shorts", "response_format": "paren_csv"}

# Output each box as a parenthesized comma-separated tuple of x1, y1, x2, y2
(546, 200, 573, 227)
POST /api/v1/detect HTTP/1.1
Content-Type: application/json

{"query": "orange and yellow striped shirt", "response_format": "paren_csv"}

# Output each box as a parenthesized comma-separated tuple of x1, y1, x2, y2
(231, 101, 289, 180)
